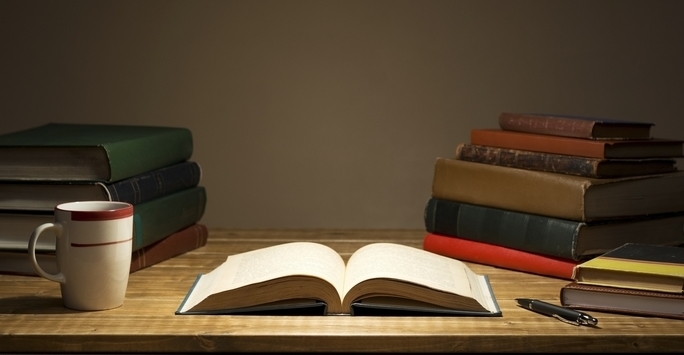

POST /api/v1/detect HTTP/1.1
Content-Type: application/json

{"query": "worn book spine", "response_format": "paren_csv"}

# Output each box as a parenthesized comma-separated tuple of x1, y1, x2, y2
(431, 158, 592, 221)
(454, 143, 677, 178)
(498, 112, 653, 140)
(560, 281, 684, 320)
(499, 112, 599, 139)
(432, 157, 684, 222)
(424, 197, 585, 260)
(423, 232, 577, 280)
(132, 186, 207, 250)
(470, 129, 683, 159)
(455, 143, 604, 177)
(130, 223, 208, 272)
(106, 161, 202, 204)
(471, 128, 613, 158)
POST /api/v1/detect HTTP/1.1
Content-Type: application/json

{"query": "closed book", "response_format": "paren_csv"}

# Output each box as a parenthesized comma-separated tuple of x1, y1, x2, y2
(572, 243, 684, 293)
(0, 161, 202, 211)
(0, 123, 193, 182)
(498, 112, 654, 140)
(0, 224, 209, 276)
(470, 129, 683, 159)
(422, 232, 577, 280)
(431, 158, 684, 222)
(0, 186, 207, 252)
(454, 143, 677, 178)
(560, 281, 684, 320)
(424, 197, 684, 261)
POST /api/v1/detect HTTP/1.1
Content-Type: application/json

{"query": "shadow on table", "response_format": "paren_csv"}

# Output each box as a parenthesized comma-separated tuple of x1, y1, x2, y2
(0, 295, 78, 314)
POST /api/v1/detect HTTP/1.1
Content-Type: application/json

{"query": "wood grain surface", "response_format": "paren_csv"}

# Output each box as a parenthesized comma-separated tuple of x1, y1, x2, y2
(1, 229, 683, 353)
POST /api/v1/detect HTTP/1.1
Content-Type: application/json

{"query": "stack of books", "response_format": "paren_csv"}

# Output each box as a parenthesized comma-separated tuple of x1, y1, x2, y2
(0, 123, 208, 276)
(561, 243, 684, 320)
(422, 112, 684, 279)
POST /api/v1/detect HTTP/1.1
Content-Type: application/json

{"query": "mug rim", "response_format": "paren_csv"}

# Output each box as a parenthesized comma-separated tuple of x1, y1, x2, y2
(56, 201, 133, 221)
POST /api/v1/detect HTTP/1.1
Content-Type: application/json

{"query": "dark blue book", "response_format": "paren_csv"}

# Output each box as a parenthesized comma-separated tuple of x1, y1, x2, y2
(0, 161, 202, 211)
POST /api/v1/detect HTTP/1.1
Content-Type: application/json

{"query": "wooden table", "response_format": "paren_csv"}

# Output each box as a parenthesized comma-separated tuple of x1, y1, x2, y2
(2, 229, 683, 353)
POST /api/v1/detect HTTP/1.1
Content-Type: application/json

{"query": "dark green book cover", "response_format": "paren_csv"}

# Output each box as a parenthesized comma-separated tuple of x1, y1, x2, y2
(0, 123, 193, 182)
(424, 198, 684, 261)
(0, 186, 206, 253)
(132, 186, 207, 250)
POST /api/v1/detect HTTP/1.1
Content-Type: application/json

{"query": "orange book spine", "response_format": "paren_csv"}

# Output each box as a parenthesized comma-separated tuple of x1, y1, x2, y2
(471, 129, 608, 158)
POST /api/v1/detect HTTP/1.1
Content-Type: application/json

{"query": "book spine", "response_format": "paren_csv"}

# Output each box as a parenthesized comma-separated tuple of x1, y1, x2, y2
(130, 223, 208, 272)
(431, 158, 588, 221)
(560, 282, 684, 320)
(105, 128, 194, 182)
(105, 161, 202, 205)
(423, 232, 577, 280)
(499, 113, 595, 139)
(132, 186, 207, 250)
(470, 129, 608, 158)
(455, 143, 601, 178)
(424, 198, 583, 260)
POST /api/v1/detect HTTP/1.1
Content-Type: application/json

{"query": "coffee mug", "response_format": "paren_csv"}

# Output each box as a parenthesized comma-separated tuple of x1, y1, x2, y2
(28, 201, 134, 311)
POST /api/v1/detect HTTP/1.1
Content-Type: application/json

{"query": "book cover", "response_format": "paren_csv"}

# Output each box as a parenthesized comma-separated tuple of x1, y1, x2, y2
(424, 197, 684, 261)
(560, 281, 684, 320)
(498, 112, 654, 140)
(422, 232, 577, 280)
(470, 129, 683, 159)
(454, 143, 677, 178)
(572, 243, 684, 293)
(0, 186, 207, 252)
(0, 224, 209, 276)
(0, 123, 194, 182)
(0, 161, 202, 211)
(431, 158, 684, 222)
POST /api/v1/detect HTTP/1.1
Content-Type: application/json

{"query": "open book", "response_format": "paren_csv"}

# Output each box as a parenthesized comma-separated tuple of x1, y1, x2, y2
(176, 242, 501, 316)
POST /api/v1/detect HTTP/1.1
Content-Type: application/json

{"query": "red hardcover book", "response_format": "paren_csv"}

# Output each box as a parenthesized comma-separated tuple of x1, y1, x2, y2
(470, 129, 683, 159)
(423, 232, 578, 280)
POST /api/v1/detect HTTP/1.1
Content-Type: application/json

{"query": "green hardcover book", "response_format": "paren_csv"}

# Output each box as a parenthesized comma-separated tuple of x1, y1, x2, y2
(0, 123, 193, 182)
(0, 186, 207, 252)
(424, 198, 684, 261)
(572, 243, 684, 293)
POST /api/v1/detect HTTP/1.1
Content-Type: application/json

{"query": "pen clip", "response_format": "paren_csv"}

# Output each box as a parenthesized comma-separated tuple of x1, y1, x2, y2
(552, 314, 580, 326)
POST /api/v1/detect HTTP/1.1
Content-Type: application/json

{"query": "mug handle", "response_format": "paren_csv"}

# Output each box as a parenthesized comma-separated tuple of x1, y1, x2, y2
(28, 222, 65, 283)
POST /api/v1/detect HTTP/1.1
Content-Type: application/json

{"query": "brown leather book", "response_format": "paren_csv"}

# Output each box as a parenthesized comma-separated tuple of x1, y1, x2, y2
(130, 224, 208, 272)
(431, 158, 684, 222)
(470, 129, 683, 159)
(454, 143, 678, 178)
(560, 281, 684, 320)
(498, 112, 654, 140)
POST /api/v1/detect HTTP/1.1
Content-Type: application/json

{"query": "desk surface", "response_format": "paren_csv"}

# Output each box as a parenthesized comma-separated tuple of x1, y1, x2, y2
(2, 229, 683, 353)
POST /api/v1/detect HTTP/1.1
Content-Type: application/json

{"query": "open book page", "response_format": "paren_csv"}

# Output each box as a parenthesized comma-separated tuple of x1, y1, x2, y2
(342, 243, 498, 312)
(178, 242, 346, 313)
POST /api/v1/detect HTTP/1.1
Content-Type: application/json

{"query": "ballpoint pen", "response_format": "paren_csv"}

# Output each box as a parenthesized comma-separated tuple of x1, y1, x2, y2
(516, 298, 598, 327)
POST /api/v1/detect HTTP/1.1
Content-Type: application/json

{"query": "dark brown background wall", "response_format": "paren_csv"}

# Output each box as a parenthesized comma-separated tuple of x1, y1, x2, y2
(2, 0, 683, 229)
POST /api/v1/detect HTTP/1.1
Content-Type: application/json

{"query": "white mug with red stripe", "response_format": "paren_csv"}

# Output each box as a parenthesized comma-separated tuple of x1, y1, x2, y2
(28, 201, 134, 311)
